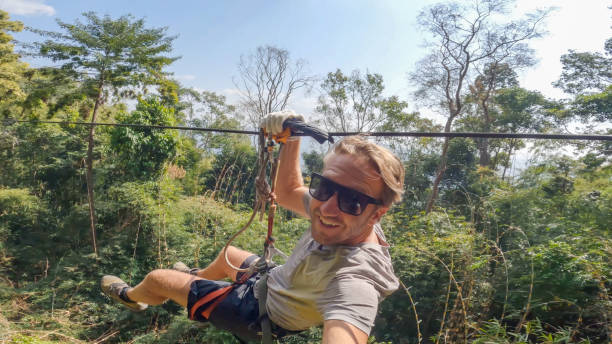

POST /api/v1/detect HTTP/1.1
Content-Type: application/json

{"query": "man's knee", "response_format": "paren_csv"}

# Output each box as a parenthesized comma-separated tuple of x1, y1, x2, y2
(143, 269, 173, 285)
(223, 245, 240, 259)
(207, 246, 256, 281)
(136, 269, 194, 307)
(224, 246, 256, 265)
(142, 269, 159, 281)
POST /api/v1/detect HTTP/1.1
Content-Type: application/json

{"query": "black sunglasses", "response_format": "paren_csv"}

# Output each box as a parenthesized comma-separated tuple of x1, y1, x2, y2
(309, 172, 382, 216)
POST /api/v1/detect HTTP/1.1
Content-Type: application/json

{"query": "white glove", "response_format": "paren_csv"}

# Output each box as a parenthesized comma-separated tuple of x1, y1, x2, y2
(260, 110, 304, 135)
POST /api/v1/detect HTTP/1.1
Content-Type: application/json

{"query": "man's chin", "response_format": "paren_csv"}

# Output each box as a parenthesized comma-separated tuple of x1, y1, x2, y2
(311, 229, 337, 246)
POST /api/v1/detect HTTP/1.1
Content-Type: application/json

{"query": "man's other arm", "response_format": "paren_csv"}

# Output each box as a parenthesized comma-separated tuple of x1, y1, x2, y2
(323, 320, 368, 344)
(275, 138, 309, 218)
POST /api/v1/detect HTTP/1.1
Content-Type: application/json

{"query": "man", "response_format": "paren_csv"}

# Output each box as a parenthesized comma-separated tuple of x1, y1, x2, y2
(101, 110, 405, 343)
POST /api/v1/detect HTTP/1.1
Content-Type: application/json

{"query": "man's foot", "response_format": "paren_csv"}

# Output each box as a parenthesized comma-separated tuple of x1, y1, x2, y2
(101, 275, 148, 312)
(172, 261, 199, 275)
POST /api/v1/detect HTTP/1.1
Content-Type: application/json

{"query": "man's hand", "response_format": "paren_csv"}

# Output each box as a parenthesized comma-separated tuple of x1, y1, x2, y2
(260, 110, 304, 135)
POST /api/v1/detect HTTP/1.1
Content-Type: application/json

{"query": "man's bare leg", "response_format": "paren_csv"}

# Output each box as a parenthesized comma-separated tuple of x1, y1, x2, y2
(126, 270, 198, 307)
(196, 245, 255, 281)
(123, 246, 254, 308)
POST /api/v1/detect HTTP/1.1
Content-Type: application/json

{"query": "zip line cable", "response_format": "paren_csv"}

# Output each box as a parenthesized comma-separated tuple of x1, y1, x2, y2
(3, 119, 611, 141)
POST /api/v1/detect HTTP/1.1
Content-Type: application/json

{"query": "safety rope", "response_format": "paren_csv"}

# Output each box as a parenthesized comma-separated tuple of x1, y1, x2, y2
(4, 119, 611, 141)
(221, 130, 286, 276)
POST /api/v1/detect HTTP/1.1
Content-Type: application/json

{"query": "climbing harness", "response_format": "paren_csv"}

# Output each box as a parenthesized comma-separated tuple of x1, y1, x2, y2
(189, 119, 332, 343)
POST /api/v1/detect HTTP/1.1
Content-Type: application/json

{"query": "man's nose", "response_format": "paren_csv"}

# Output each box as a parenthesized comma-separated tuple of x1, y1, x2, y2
(319, 192, 341, 216)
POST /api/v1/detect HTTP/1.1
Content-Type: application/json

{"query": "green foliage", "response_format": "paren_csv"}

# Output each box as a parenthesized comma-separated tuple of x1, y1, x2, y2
(7, 335, 58, 344)
(0, 188, 50, 280)
(377, 211, 481, 342)
(553, 38, 612, 95)
(572, 85, 612, 122)
(279, 327, 322, 343)
(493, 88, 554, 133)
(18, 67, 86, 119)
(0, 10, 28, 115)
(553, 37, 612, 125)
(374, 154, 611, 343)
(0, 121, 88, 210)
(474, 319, 592, 344)
(302, 150, 324, 176)
(441, 137, 477, 188)
(199, 138, 258, 205)
(109, 98, 179, 180)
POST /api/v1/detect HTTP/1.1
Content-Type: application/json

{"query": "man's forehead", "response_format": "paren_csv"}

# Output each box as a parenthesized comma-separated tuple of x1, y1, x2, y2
(323, 153, 382, 185)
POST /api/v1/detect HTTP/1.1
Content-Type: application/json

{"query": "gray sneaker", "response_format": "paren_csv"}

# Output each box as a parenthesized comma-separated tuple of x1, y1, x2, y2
(172, 261, 199, 275)
(101, 275, 147, 312)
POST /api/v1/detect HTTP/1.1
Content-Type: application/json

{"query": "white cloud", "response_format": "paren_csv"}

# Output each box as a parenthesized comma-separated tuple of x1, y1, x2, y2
(0, 0, 55, 16)
(220, 88, 243, 104)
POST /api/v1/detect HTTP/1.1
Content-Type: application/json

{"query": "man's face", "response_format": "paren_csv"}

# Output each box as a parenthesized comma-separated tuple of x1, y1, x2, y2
(309, 153, 388, 246)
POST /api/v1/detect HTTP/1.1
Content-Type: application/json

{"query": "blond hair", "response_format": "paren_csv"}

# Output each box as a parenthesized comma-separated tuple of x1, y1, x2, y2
(324, 135, 404, 206)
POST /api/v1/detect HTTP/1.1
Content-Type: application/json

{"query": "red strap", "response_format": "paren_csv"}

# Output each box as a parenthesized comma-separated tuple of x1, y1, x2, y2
(189, 285, 234, 320)
(200, 286, 233, 319)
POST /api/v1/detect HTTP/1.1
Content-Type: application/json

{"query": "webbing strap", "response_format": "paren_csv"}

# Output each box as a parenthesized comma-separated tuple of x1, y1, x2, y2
(257, 273, 273, 344)
(189, 285, 234, 320)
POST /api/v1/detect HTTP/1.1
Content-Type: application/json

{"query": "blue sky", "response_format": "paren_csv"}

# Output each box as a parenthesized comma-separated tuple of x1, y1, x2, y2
(2, 0, 611, 119)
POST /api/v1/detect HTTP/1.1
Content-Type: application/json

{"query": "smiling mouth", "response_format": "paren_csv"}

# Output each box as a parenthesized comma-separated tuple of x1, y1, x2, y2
(319, 216, 340, 227)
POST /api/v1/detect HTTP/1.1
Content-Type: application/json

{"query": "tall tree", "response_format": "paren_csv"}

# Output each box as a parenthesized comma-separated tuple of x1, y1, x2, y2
(466, 63, 519, 167)
(409, 0, 549, 213)
(33, 12, 177, 254)
(235, 45, 313, 128)
(316, 68, 419, 134)
(0, 10, 28, 116)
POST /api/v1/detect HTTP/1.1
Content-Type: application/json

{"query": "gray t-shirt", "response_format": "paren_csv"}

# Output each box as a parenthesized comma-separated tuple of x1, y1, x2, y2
(265, 206, 399, 334)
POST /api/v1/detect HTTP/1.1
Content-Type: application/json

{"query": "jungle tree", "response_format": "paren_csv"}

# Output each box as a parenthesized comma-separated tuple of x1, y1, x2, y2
(409, 0, 549, 213)
(316, 69, 388, 133)
(464, 63, 519, 167)
(109, 98, 179, 180)
(316, 69, 428, 159)
(554, 37, 612, 96)
(554, 37, 612, 124)
(492, 87, 554, 179)
(33, 12, 177, 254)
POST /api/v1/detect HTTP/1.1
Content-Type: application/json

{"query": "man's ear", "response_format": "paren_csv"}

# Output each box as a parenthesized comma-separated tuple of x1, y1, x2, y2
(368, 206, 389, 225)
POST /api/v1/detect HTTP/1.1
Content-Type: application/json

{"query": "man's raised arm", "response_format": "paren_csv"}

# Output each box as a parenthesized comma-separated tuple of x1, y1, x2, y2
(260, 110, 310, 218)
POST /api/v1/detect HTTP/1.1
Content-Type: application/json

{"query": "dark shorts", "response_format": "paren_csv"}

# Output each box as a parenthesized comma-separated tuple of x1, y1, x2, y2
(186, 255, 298, 342)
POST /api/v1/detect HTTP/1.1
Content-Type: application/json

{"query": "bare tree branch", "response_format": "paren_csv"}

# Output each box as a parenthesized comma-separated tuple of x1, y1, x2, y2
(234, 45, 314, 128)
